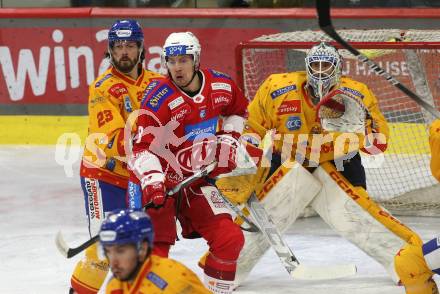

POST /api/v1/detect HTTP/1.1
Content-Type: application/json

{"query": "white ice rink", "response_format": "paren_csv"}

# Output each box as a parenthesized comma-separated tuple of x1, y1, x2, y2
(1, 145, 439, 294)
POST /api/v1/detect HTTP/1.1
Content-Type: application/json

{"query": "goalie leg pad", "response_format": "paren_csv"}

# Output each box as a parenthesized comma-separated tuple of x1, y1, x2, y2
(311, 162, 422, 283)
(235, 162, 322, 286)
(395, 242, 438, 294)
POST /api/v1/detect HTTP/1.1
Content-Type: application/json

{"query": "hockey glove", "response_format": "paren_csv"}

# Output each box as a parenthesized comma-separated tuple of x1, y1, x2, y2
(316, 88, 368, 134)
(209, 130, 241, 178)
(129, 151, 167, 208)
(142, 176, 167, 207)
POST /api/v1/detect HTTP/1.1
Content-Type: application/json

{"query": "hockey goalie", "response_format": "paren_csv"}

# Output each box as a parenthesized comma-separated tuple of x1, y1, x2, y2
(200, 42, 425, 290)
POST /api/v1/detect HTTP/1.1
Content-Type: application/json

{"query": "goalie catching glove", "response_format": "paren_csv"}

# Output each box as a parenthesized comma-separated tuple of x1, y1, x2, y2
(316, 88, 368, 134)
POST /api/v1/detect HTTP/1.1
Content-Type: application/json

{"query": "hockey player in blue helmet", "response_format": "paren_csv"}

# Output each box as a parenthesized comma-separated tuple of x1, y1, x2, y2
(106, 19, 145, 75)
(99, 209, 210, 293)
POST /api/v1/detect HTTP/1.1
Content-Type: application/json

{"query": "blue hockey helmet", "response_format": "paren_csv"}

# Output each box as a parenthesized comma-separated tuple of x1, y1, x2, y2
(99, 209, 154, 248)
(108, 19, 144, 47)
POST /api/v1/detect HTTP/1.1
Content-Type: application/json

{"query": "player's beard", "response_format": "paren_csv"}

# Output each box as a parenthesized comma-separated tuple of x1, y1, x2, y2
(113, 56, 138, 74)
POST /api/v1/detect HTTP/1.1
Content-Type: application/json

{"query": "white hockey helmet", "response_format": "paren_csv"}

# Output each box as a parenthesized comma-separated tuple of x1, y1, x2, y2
(162, 32, 201, 70)
(305, 42, 342, 99)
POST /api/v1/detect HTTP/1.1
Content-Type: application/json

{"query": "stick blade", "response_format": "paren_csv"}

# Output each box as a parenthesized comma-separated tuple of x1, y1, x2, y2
(291, 263, 357, 280)
(55, 231, 69, 258)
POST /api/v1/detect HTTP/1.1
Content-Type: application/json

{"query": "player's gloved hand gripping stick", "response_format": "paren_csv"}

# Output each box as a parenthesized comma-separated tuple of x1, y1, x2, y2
(56, 162, 219, 259)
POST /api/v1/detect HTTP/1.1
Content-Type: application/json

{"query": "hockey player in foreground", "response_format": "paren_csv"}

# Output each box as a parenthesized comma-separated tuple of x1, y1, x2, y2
(213, 42, 424, 287)
(395, 119, 440, 294)
(99, 208, 210, 293)
(70, 19, 162, 293)
(127, 31, 249, 293)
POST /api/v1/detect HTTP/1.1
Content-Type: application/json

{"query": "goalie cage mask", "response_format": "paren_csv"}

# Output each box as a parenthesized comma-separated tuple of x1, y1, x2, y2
(305, 42, 342, 100)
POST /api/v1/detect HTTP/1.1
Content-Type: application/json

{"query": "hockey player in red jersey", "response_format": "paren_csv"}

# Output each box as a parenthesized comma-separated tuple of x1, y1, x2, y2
(395, 119, 440, 294)
(127, 31, 247, 293)
(70, 19, 162, 294)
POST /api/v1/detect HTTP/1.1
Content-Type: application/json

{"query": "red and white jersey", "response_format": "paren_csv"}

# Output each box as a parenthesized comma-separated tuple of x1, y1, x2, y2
(132, 68, 248, 188)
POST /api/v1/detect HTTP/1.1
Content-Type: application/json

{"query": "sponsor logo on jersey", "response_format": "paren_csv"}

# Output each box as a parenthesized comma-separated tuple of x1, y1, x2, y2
(146, 272, 168, 290)
(209, 190, 226, 208)
(168, 96, 184, 110)
(85, 179, 101, 220)
(211, 92, 232, 108)
(108, 83, 128, 98)
(184, 117, 218, 141)
(277, 100, 301, 115)
(209, 69, 231, 79)
(200, 108, 207, 118)
(90, 95, 105, 107)
(171, 104, 191, 121)
(193, 94, 205, 104)
(123, 96, 133, 113)
(141, 80, 160, 105)
(211, 82, 232, 92)
(340, 87, 364, 99)
(95, 73, 112, 88)
(165, 45, 187, 56)
(146, 84, 173, 111)
(105, 158, 116, 171)
(127, 181, 142, 209)
(176, 140, 217, 172)
(285, 116, 302, 131)
(270, 84, 297, 99)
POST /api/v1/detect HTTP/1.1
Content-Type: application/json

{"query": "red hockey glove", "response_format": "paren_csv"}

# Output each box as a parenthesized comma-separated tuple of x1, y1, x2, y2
(209, 130, 240, 178)
(143, 180, 166, 207)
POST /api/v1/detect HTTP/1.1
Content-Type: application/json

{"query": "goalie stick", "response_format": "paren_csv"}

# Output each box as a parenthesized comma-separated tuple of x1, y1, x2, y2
(246, 193, 357, 280)
(316, 0, 440, 119)
(56, 162, 217, 259)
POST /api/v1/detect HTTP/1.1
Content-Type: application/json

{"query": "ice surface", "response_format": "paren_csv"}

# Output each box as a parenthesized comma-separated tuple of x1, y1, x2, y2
(1, 146, 439, 294)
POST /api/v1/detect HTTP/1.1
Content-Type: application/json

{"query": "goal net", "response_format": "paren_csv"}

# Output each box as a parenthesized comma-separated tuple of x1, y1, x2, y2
(237, 29, 440, 216)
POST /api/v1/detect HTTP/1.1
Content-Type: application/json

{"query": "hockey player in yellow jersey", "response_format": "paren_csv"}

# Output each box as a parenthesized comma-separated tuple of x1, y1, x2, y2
(216, 42, 423, 287)
(394, 119, 440, 294)
(70, 19, 162, 294)
(99, 209, 210, 294)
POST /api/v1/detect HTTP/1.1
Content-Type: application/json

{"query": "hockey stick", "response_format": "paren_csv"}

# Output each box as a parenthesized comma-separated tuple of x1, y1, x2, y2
(216, 189, 260, 233)
(56, 162, 217, 259)
(316, 0, 440, 119)
(247, 192, 357, 280)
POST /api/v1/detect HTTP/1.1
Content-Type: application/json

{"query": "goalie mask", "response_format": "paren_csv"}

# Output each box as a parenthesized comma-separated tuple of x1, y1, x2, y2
(162, 31, 201, 71)
(305, 42, 342, 100)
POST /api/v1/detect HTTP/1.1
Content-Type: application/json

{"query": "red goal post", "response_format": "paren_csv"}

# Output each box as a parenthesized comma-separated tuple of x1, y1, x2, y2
(235, 29, 440, 216)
